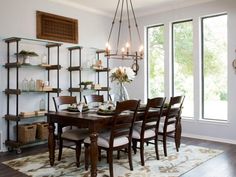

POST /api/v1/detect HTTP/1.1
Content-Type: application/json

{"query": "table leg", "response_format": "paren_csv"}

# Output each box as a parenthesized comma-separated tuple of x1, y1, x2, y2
(90, 132, 98, 177)
(48, 122, 55, 166)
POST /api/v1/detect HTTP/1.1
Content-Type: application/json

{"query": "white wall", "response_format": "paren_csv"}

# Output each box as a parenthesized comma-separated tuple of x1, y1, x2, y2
(0, 0, 111, 151)
(130, 0, 236, 143)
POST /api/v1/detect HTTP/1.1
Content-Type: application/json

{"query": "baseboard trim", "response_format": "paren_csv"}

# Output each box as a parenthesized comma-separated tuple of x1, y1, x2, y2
(182, 133, 236, 145)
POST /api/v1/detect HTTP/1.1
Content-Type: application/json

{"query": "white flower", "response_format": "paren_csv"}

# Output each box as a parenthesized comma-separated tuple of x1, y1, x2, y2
(110, 66, 135, 83)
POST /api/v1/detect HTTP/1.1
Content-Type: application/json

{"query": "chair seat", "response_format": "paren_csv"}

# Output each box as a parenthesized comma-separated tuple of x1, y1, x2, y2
(61, 128, 89, 141)
(84, 131, 129, 148)
(132, 126, 156, 139)
(159, 122, 175, 133)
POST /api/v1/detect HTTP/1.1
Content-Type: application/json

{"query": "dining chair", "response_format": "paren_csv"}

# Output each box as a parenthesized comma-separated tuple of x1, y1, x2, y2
(158, 95, 185, 156)
(53, 96, 89, 167)
(84, 99, 140, 177)
(83, 94, 104, 107)
(132, 97, 166, 166)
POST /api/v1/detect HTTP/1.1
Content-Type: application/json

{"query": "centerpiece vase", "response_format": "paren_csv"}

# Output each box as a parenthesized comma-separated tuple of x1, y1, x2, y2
(118, 82, 129, 101)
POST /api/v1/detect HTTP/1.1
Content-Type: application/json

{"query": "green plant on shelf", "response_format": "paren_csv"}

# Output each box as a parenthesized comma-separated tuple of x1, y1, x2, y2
(80, 81, 93, 89)
(15, 50, 39, 64)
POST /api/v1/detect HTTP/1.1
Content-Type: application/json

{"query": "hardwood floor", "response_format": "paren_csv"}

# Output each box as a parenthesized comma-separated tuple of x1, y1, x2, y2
(0, 137, 235, 177)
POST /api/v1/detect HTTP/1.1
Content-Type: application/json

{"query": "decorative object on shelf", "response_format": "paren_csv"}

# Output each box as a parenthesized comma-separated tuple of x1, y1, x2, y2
(21, 78, 29, 91)
(110, 66, 135, 101)
(19, 111, 36, 117)
(41, 54, 47, 64)
(92, 59, 103, 70)
(80, 81, 93, 90)
(35, 110, 47, 116)
(35, 80, 52, 91)
(36, 80, 43, 91)
(105, 0, 143, 75)
(91, 83, 102, 90)
(36, 122, 49, 140)
(29, 78, 36, 91)
(39, 98, 46, 111)
(16, 50, 39, 64)
(18, 124, 37, 144)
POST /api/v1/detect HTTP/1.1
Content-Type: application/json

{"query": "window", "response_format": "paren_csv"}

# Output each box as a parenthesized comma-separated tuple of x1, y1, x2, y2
(147, 25, 165, 98)
(172, 20, 194, 118)
(202, 14, 228, 121)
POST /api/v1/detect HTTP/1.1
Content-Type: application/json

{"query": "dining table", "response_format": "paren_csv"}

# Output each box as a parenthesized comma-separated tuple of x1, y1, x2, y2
(46, 106, 160, 177)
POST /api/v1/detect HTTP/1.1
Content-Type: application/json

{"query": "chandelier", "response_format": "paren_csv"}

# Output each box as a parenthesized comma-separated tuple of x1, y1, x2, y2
(105, 0, 143, 74)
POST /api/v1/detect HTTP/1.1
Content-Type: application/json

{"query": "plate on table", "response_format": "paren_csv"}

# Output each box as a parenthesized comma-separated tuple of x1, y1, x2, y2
(67, 106, 89, 112)
(97, 109, 115, 115)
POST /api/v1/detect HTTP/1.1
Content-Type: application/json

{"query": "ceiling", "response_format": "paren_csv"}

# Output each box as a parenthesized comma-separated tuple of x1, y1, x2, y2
(50, 0, 214, 17)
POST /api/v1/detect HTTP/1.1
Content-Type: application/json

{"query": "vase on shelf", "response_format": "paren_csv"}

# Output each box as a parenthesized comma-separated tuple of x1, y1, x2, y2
(21, 78, 29, 91)
(117, 82, 129, 101)
(29, 78, 36, 91)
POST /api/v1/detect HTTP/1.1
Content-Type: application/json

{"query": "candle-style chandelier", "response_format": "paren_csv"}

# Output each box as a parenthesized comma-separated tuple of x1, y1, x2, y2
(105, 0, 143, 75)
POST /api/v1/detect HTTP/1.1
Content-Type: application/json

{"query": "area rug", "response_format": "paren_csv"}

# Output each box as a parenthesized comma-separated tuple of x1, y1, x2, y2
(2, 142, 222, 177)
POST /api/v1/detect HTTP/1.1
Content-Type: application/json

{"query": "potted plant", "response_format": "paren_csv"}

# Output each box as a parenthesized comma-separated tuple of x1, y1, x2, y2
(15, 50, 39, 64)
(80, 81, 93, 89)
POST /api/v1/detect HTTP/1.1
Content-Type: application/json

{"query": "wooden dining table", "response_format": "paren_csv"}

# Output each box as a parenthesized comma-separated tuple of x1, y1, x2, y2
(46, 107, 158, 177)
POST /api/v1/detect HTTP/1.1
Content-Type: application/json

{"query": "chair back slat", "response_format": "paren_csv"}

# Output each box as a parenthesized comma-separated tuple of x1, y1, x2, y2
(109, 100, 140, 148)
(84, 95, 104, 104)
(140, 97, 166, 137)
(53, 96, 77, 112)
(164, 95, 185, 127)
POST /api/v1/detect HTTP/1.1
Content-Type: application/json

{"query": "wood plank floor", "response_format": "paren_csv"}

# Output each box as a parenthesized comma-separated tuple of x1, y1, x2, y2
(0, 137, 235, 177)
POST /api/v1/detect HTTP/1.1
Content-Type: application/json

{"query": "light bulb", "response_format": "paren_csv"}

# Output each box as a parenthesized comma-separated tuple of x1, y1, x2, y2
(126, 42, 130, 48)
(121, 47, 125, 53)
(139, 45, 144, 52)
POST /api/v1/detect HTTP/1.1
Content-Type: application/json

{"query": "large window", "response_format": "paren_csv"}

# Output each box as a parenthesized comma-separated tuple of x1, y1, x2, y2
(172, 20, 194, 118)
(147, 25, 165, 98)
(202, 14, 228, 121)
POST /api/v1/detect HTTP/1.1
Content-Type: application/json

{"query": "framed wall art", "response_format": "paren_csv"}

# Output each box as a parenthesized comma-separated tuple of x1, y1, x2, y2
(36, 11, 78, 43)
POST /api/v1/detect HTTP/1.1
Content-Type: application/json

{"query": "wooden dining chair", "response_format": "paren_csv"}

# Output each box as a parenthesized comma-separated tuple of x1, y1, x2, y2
(132, 97, 166, 166)
(84, 100, 140, 177)
(53, 96, 89, 167)
(83, 94, 104, 107)
(158, 95, 185, 156)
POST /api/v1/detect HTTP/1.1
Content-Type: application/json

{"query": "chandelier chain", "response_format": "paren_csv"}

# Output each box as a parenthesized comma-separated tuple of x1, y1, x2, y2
(108, 0, 121, 42)
(126, 0, 132, 47)
(129, 0, 142, 44)
(116, 0, 125, 54)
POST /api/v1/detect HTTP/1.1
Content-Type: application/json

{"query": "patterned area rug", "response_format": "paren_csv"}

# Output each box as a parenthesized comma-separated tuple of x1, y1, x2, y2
(2, 143, 222, 177)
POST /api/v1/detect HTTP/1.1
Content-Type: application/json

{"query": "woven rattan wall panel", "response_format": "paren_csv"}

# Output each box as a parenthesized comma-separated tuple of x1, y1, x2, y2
(36, 11, 78, 43)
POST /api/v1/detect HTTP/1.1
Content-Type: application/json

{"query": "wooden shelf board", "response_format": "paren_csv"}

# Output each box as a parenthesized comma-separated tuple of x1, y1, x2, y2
(4, 114, 46, 121)
(68, 66, 81, 71)
(5, 140, 21, 148)
(44, 65, 62, 70)
(68, 46, 83, 50)
(68, 88, 83, 92)
(4, 89, 21, 95)
(94, 68, 110, 72)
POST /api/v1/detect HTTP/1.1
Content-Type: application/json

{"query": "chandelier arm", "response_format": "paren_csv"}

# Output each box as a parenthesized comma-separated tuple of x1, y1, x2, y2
(116, 0, 124, 54)
(108, 0, 121, 42)
(126, 0, 132, 50)
(129, 0, 142, 44)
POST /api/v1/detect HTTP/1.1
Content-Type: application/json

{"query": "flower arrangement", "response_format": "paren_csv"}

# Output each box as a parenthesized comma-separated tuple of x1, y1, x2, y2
(110, 66, 135, 83)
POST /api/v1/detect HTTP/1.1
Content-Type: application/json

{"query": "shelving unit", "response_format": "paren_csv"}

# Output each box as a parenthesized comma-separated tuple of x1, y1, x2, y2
(67, 46, 83, 101)
(67, 47, 110, 101)
(3, 37, 62, 153)
(96, 50, 110, 99)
